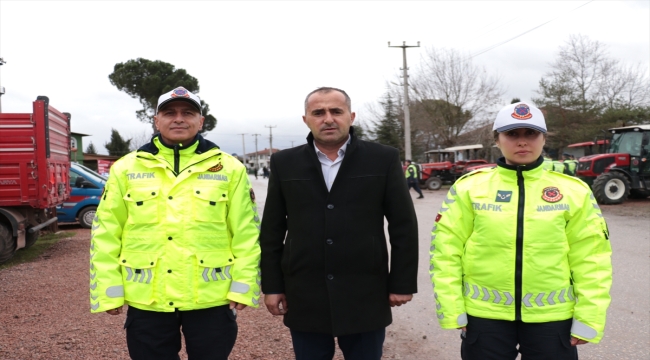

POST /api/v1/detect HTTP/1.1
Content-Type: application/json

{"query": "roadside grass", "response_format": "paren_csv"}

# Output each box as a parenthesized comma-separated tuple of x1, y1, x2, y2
(0, 231, 74, 270)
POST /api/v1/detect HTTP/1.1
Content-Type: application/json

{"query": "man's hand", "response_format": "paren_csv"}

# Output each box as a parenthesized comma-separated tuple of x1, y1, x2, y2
(106, 306, 123, 315)
(389, 293, 413, 307)
(229, 301, 247, 311)
(264, 293, 288, 315)
(570, 337, 588, 346)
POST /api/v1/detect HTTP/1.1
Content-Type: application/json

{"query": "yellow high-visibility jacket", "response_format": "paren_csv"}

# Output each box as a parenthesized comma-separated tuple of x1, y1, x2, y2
(405, 164, 418, 180)
(430, 156, 612, 343)
(542, 158, 554, 170)
(90, 135, 261, 313)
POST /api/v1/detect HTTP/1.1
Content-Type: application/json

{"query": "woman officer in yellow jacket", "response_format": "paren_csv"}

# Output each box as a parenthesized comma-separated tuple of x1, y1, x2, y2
(430, 102, 612, 360)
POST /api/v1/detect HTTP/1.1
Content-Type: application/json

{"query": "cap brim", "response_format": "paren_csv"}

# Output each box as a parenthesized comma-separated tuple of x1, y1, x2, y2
(496, 123, 546, 133)
(157, 98, 202, 114)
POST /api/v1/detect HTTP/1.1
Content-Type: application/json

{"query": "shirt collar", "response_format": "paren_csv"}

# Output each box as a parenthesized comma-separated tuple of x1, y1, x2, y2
(314, 135, 351, 159)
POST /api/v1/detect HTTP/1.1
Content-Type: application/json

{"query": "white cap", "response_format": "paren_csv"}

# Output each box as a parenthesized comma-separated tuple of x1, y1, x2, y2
(492, 102, 546, 133)
(156, 86, 202, 114)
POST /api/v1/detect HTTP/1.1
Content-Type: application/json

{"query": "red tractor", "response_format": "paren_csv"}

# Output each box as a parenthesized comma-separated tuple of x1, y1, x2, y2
(419, 159, 489, 190)
(576, 124, 650, 204)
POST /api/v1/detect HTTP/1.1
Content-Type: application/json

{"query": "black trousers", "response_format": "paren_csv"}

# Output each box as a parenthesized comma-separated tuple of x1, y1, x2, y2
(461, 315, 578, 360)
(407, 180, 423, 196)
(124, 305, 237, 360)
(290, 328, 385, 360)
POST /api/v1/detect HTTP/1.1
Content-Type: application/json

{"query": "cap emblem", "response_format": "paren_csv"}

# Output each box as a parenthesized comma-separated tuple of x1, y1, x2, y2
(542, 186, 563, 203)
(171, 87, 190, 98)
(511, 104, 533, 120)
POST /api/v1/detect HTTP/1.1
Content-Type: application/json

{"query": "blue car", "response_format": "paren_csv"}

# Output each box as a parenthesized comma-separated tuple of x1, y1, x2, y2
(56, 162, 106, 228)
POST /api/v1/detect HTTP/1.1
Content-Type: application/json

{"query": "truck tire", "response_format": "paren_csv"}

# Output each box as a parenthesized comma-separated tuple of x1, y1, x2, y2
(425, 177, 443, 191)
(24, 228, 39, 249)
(629, 189, 650, 199)
(78, 206, 97, 229)
(593, 172, 630, 205)
(0, 223, 17, 264)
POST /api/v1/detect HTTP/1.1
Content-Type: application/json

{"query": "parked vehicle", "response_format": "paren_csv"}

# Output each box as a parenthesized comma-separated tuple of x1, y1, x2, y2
(576, 124, 650, 204)
(419, 159, 489, 190)
(0, 96, 71, 263)
(56, 162, 106, 228)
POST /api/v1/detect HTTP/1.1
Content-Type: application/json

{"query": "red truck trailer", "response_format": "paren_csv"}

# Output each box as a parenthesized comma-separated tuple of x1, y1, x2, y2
(0, 96, 71, 263)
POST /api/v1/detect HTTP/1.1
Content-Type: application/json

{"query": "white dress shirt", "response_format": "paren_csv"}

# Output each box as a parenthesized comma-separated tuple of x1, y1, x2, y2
(314, 136, 351, 191)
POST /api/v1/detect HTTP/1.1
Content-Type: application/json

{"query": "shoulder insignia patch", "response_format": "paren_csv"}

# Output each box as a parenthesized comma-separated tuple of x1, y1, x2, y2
(208, 162, 223, 172)
(249, 188, 256, 203)
(542, 186, 563, 203)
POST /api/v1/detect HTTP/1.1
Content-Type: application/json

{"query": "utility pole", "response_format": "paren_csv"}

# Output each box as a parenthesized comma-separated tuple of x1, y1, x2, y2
(0, 58, 6, 113)
(388, 41, 419, 160)
(265, 125, 277, 161)
(252, 133, 261, 170)
(238, 133, 247, 166)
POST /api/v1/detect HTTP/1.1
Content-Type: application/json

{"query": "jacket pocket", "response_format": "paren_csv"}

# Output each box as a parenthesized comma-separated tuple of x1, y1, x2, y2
(195, 250, 234, 303)
(123, 187, 160, 224)
(119, 251, 158, 305)
(192, 187, 228, 223)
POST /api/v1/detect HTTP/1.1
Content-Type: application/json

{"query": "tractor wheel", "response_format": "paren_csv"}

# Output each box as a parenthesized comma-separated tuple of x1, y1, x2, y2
(629, 189, 650, 199)
(24, 228, 39, 249)
(0, 222, 17, 264)
(592, 172, 631, 205)
(78, 206, 97, 229)
(425, 177, 443, 190)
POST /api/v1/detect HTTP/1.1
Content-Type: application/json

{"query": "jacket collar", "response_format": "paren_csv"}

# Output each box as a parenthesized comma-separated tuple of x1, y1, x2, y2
(496, 155, 545, 181)
(138, 133, 220, 155)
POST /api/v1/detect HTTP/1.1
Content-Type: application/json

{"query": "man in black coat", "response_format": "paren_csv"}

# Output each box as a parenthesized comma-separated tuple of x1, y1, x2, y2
(260, 87, 419, 360)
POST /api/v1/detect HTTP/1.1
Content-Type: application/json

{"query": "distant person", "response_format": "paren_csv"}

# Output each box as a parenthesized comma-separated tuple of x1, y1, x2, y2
(542, 153, 554, 170)
(253, 166, 258, 179)
(404, 160, 424, 199)
(430, 102, 612, 360)
(262, 166, 269, 179)
(89, 86, 261, 360)
(260, 87, 419, 360)
(562, 153, 578, 176)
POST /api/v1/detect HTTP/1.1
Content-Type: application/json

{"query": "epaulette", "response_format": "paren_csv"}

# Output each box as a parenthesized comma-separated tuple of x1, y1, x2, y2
(455, 166, 496, 183)
(544, 169, 591, 190)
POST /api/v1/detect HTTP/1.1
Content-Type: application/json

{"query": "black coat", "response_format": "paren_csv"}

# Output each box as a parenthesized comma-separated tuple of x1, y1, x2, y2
(260, 130, 419, 336)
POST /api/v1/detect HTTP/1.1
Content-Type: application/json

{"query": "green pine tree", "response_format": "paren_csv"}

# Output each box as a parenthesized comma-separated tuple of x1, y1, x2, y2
(104, 129, 132, 157)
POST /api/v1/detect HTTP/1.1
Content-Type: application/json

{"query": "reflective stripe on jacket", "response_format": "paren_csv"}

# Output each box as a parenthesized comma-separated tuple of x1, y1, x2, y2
(430, 156, 612, 343)
(90, 135, 261, 313)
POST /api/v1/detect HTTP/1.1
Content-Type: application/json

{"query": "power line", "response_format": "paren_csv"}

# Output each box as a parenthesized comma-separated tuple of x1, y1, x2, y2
(468, 0, 595, 59)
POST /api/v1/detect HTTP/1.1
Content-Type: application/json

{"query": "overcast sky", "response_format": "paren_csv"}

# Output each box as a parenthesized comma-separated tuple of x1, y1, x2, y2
(1, 1, 648, 156)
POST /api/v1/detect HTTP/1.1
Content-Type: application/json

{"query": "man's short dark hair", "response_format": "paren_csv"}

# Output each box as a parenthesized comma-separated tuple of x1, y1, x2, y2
(304, 87, 352, 113)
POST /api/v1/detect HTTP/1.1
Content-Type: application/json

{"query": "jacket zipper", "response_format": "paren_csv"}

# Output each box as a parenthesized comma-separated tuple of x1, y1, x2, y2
(515, 166, 525, 321)
(173, 144, 181, 175)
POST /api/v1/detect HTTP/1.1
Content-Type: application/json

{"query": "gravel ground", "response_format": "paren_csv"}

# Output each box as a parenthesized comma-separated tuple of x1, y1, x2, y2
(1, 179, 647, 359)
(0, 226, 335, 360)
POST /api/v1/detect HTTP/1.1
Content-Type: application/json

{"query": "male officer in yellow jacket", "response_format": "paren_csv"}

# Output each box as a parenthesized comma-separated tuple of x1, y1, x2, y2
(90, 87, 261, 360)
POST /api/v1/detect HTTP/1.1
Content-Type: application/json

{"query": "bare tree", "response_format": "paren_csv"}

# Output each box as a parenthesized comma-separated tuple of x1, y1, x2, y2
(409, 47, 504, 148)
(601, 62, 650, 109)
(535, 34, 650, 149)
(129, 129, 153, 151)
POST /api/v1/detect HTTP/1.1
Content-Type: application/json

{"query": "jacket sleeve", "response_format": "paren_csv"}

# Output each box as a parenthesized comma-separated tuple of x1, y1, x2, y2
(226, 164, 262, 307)
(259, 154, 288, 294)
(383, 150, 419, 294)
(431, 181, 475, 329)
(90, 162, 128, 313)
(566, 189, 612, 343)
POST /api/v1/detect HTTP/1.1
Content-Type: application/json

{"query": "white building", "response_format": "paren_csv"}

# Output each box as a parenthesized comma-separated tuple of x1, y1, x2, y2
(244, 148, 281, 170)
